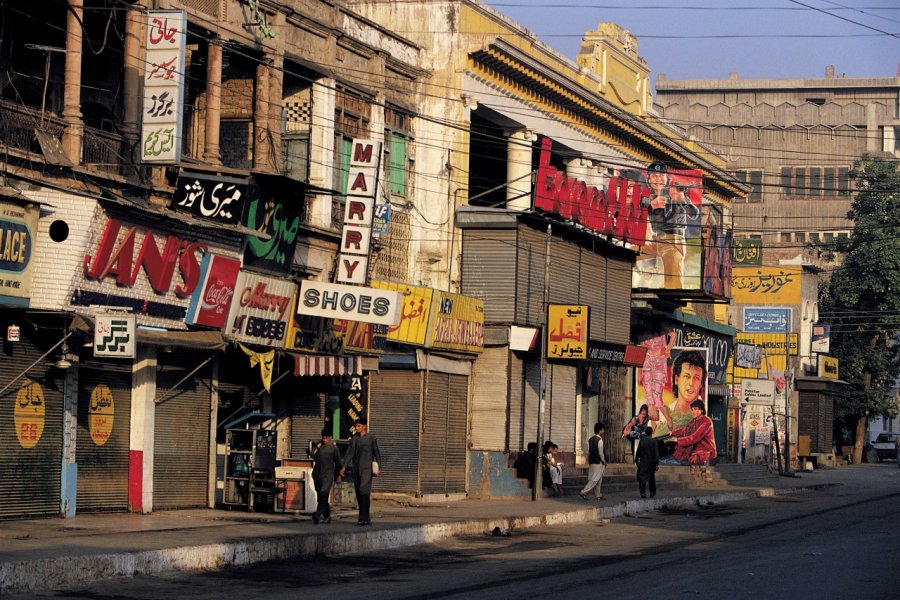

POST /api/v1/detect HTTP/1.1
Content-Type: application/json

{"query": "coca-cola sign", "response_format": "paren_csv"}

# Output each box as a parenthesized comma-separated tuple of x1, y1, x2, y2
(185, 254, 241, 329)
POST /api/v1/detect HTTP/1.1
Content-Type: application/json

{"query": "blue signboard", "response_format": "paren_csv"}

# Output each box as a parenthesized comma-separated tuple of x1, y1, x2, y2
(743, 307, 791, 333)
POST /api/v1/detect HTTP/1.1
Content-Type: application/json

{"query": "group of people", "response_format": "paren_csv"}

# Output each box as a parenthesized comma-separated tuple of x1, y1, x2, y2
(309, 418, 381, 526)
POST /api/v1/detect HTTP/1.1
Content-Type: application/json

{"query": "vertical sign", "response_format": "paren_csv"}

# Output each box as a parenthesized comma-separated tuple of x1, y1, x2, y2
(0, 200, 39, 307)
(94, 315, 136, 358)
(141, 10, 186, 164)
(337, 139, 381, 284)
(546, 304, 589, 359)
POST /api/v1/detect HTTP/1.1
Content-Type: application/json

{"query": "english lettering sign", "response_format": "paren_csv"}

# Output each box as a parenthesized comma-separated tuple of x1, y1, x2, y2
(226, 271, 296, 347)
(297, 280, 400, 327)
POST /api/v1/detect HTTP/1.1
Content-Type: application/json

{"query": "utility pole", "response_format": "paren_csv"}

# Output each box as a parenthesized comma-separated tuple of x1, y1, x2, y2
(533, 224, 551, 501)
(783, 326, 793, 475)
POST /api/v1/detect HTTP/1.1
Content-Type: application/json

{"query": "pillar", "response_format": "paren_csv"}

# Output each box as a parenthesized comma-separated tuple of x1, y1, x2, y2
(61, 0, 84, 164)
(204, 40, 222, 164)
(129, 346, 158, 513)
(506, 129, 536, 211)
(253, 58, 271, 170)
(121, 4, 143, 146)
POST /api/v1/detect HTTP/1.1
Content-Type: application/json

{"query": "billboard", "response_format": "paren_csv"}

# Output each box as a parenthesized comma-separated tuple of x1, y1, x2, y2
(732, 267, 802, 305)
(635, 345, 709, 437)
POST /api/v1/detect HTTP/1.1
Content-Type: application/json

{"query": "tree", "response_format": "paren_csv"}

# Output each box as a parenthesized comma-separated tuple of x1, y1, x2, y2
(819, 154, 900, 464)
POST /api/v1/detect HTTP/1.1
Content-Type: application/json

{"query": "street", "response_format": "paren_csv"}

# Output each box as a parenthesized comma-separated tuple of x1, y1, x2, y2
(12, 464, 899, 600)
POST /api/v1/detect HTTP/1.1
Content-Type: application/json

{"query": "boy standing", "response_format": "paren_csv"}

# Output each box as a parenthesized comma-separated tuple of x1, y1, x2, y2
(311, 427, 341, 524)
(580, 422, 607, 500)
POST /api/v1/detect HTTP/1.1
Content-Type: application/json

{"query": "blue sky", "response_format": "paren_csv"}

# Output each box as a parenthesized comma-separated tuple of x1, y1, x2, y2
(482, 1, 899, 83)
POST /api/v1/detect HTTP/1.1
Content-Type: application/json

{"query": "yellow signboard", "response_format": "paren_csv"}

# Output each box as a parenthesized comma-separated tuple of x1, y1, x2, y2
(732, 266, 802, 305)
(426, 290, 484, 353)
(371, 281, 432, 346)
(89, 384, 115, 446)
(546, 304, 589, 360)
(14, 379, 45, 449)
(819, 355, 839, 379)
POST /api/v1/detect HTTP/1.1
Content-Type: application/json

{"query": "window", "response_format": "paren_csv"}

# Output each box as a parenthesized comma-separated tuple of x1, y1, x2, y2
(781, 166, 850, 199)
(780, 232, 792, 243)
(795, 232, 806, 243)
(384, 107, 412, 198)
(735, 169, 763, 202)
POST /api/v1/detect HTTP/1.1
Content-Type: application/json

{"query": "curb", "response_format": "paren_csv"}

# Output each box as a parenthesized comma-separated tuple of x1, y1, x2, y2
(0, 483, 833, 594)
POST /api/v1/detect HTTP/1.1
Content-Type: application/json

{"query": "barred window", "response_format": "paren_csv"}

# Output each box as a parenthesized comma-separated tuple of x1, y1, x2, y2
(735, 169, 763, 202)
(781, 166, 850, 198)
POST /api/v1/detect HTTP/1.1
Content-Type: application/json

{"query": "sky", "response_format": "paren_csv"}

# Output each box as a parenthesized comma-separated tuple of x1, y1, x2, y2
(481, 1, 900, 84)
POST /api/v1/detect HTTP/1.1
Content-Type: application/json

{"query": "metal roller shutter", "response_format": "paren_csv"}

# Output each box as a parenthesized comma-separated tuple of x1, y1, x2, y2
(369, 370, 420, 494)
(548, 363, 577, 452)
(289, 387, 327, 457)
(509, 354, 525, 450)
(0, 331, 64, 519)
(76, 363, 132, 512)
(460, 229, 517, 323)
(549, 237, 580, 305)
(605, 255, 633, 344)
(153, 351, 214, 509)
(516, 226, 546, 326)
(524, 359, 541, 445)
(579, 250, 608, 340)
(470, 346, 508, 451)
(421, 372, 468, 494)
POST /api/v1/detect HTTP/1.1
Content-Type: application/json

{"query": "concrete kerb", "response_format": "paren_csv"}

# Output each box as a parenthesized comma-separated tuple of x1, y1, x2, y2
(0, 482, 839, 594)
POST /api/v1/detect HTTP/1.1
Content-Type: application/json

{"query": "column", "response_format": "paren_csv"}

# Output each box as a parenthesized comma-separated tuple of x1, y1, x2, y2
(121, 4, 143, 147)
(204, 40, 222, 164)
(253, 58, 271, 170)
(61, 0, 84, 164)
(506, 129, 536, 211)
(129, 346, 158, 513)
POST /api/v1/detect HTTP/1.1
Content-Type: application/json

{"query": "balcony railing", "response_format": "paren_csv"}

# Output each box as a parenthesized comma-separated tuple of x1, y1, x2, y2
(0, 98, 63, 156)
(83, 127, 128, 177)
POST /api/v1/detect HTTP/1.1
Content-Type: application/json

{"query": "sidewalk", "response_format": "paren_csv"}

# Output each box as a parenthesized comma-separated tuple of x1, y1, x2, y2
(0, 466, 853, 594)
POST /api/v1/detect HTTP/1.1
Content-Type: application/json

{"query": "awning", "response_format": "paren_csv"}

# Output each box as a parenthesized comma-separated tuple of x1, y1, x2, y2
(708, 384, 730, 397)
(71, 313, 226, 350)
(292, 354, 361, 377)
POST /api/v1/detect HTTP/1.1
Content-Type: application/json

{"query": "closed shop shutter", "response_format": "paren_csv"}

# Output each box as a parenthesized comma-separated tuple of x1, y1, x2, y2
(470, 346, 508, 450)
(524, 359, 541, 444)
(369, 370, 420, 494)
(0, 330, 64, 519)
(605, 255, 632, 344)
(596, 364, 629, 462)
(153, 351, 213, 509)
(461, 229, 517, 323)
(549, 237, 580, 304)
(421, 372, 468, 494)
(509, 354, 525, 450)
(579, 250, 608, 340)
(548, 363, 577, 452)
(76, 363, 131, 512)
(289, 384, 327, 458)
(516, 226, 545, 326)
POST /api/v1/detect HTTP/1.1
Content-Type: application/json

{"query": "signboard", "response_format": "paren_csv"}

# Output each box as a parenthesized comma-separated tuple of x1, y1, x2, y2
(743, 307, 791, 333)
(337, 139, 381, 284)
(819, 355, 839, 379)
(736, 332, 798, 356)
(533, 138, 649, 246)
(733, 237, 762, 266)
(94, 314, 136, 358)
(741, 378, 776, 406)
(732, 266, 802, 305)
(426, 290, 484, 353)
(226, 271, 296, 347)
(372, 202, 391, 236)
(185, 254, 241, 329)
(734, 342, 762, 369)
(546, 304, 589, 360)
(171, 173, 247, 225)
(0, 200, 39, 307)
(141, 10, 186, 164)
(702, 226, 732, 299)
(371, 281, 431, 345)
(242, 187, 301, 275)
(632, 164, 704, 291)
(296, 280, 400, 327)
(811, 323, 830, 354)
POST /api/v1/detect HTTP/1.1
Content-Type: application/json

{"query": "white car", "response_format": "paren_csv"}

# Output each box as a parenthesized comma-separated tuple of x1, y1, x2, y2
(872, 432, 900, 461)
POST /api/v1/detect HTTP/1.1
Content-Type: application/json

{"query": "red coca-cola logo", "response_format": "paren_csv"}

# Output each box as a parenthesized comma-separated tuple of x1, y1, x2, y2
(203, 280, 234, 314)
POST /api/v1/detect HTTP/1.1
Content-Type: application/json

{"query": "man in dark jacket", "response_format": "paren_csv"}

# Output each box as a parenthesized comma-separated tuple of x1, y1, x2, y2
(340, 418, 382, 526)
(635, 426, 660, 498)
(311, 428, 341, 524)
(579, 422, 607, 500)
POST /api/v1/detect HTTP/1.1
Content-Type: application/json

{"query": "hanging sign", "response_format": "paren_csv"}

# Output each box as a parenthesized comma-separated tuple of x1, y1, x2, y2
(94, 314, 136, 358)
(141, 10, 186, 164)
(337, 139, 381, 284)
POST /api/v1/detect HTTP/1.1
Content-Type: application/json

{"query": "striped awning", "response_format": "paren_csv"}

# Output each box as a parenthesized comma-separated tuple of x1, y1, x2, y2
(292, 354, 361, 377)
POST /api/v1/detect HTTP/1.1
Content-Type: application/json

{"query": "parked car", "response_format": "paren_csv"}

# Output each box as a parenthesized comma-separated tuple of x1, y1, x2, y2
(872, 432, 900, 461)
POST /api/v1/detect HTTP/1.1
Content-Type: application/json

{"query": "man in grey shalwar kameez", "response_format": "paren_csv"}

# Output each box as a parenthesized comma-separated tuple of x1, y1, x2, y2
(340, 418, 381, 526)
(311, 428, 341, 524)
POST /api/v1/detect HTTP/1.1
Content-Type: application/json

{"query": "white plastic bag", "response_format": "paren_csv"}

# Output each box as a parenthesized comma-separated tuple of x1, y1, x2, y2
(372, 461, 381, 476)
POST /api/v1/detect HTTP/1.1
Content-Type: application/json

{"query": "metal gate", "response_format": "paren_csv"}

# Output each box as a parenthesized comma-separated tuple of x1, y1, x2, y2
(0, 327, 64, 519)
(76, 363, 132, 512)
(470, 345, 508, 451)
(420, 372, 468, 494)
(369, 370, 420, 494)
(153, 351, 213, 509)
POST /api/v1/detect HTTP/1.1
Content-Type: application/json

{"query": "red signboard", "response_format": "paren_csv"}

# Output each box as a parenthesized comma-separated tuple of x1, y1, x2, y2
(185, 254, 241, 328)
(533, 138, 649, 245)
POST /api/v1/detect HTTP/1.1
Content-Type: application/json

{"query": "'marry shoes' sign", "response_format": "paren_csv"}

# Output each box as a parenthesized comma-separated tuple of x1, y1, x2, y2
(226, 271, 296, 347)
(297, 280, 400, 327)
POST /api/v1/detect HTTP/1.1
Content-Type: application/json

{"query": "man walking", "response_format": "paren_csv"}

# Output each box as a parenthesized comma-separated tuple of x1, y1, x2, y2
(340, 418, 382, 526)
(580, 422, 607, 500)
(310, 427, 341, 524)
(635, 425, 659, 498)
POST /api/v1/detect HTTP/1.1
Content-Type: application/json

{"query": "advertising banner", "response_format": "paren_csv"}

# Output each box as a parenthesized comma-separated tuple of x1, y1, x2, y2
(732, 266, 802, 305)
(171, 173, 247, 225)
(371, 281, 431, 344)
(0, 200, 39, 307)
(635, 346, 709, 437)
(185, 254, 241, 329)
(743, 307, 791, 333)
(425, 290, 485, 353)
(226, 271, 296, 347)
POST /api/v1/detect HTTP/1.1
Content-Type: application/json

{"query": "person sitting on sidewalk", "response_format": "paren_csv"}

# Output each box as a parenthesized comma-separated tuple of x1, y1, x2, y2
(659, 400, 717, 466)
(543, 441, 564, 496)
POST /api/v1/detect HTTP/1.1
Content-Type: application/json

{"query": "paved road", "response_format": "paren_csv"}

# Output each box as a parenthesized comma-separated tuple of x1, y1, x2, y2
(12, 465, 900, 599)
